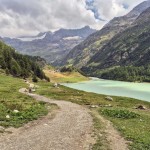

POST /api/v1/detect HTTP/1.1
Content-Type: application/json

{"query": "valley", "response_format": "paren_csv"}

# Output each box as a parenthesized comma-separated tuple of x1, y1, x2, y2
(2, 26, 96, 64)
(0, 0, 150, 150)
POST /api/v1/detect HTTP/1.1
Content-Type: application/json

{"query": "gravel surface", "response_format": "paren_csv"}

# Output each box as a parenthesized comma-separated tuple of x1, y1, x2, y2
(0, 88, 94, 150)
(93, 110, 129, 150)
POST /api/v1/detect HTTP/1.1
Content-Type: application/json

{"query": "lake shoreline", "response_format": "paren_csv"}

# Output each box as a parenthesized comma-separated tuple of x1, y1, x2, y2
(62, 78, 150, 103)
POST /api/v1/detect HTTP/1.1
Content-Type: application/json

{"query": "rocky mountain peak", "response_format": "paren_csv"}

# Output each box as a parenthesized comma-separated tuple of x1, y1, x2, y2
(126, 0, 150, 18)
(104, 0, 150, 28)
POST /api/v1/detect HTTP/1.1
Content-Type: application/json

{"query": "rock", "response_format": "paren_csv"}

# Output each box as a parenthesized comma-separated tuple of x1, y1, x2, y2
(31, 89, 36, 92)
(0, 126, 5, 133)
(29, 84, 35, 88)
(140, 119, 143, 122)
(136, 105, 147, 110)
(6, 115, 10, 119)
(29, 88, 32, 93)
(24, 88, 28, 92)
(105, 104, 112, 107)
(105, 96, 113, 101)
(26, 81, 29, 84)
(54, 83, 58, 87)
(13, 110, 19, 113)
(90, 105, 99, 108)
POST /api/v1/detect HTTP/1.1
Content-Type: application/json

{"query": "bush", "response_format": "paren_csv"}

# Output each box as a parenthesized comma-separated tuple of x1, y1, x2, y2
(32, 76, 38, 82)
(101, 109, 139, 119)
(60, 66, 76, 72)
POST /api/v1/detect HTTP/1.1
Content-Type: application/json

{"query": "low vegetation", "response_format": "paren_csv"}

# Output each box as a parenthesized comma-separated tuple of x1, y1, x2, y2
(43, 66, 88, 83)
(100, 65, 150, 82)
(35, 80, 150, 150)
(101, 109, 139, 119)
(0, 74, 52, 128)
(0, 41, 49, 81)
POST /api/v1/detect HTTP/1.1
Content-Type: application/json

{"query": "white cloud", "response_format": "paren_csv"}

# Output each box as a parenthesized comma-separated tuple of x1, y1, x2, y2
(0, 0, 146, 37)
(93, 0, 145, 21)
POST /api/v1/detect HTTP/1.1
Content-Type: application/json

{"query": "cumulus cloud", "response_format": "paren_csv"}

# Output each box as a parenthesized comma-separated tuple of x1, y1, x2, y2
(0, 0, 146, 37)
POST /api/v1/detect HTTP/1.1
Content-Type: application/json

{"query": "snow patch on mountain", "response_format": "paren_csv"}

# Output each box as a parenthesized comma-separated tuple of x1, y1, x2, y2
(18, 33, 47, 42)
(63, 36, 81, 40)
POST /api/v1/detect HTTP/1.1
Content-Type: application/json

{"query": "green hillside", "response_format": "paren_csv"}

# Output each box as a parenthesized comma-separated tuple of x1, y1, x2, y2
(82, 7, 150, 82)
(0, 41, 49, 81)
(60, 1, 150, 68)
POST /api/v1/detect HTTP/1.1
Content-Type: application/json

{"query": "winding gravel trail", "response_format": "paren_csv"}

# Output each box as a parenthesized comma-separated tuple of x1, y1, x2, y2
(0, 88, 94, 150)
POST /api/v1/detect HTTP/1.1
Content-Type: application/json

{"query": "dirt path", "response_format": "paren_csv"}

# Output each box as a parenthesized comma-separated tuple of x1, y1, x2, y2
(92, 110, 129, 150)
(0, 88, 94, 150)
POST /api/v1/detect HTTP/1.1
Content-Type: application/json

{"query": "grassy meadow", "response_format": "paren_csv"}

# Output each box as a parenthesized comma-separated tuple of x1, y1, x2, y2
(43, 68, 88, 83)
(35, 80, 150, 150)
(0, 74, 55, 128)
(0, 69, 150, 149)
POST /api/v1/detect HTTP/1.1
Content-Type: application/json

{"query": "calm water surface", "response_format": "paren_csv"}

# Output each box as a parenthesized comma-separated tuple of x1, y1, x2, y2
(62, 78, 150, 102)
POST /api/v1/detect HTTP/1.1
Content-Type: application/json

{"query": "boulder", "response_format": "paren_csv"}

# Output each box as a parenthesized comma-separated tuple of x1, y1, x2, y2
(105, 96, 113, 101)
(0, 126, 5, 133)
(136, 105, 147, 110)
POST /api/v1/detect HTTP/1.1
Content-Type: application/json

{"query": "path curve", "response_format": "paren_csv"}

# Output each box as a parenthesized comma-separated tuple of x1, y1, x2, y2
(0, 88, 94, 150)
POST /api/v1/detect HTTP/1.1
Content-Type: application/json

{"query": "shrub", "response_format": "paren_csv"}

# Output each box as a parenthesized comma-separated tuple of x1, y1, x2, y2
(101, 109, 139, 119)
(32, 76, 38, 82)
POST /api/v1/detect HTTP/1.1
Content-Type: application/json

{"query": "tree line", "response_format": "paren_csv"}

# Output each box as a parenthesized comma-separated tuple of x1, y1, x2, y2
(100, 66, 150, 82)
(0, 41, 49, 81)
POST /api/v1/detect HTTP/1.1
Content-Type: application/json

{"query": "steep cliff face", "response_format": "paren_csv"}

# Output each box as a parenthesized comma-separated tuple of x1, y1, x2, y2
(60, 0, 150, 68)
(82, 7, 150, 76)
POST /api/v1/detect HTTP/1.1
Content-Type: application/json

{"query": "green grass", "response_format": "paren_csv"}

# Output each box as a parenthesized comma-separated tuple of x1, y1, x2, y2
(101, 109, 140, 119)
(35, 80, 150, 150)
(0, 74, 52, 128)
(99, 108, 150, 150)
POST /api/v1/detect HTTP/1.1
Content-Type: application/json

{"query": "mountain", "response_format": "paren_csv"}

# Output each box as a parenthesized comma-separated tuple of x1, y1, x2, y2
(0, 40, 49, 81)
(82, 7, 150, 79)
(60, 0, 150, 68)
(2, 26, 96, 64)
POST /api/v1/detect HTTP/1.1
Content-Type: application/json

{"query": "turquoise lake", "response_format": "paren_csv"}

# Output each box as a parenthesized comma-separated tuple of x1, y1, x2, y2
(62, 78, 150, 102)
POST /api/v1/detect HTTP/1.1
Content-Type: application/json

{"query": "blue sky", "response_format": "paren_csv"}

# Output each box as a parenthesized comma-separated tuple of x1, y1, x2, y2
(0, 0, 146, 37)
(86, 0, 103, 20)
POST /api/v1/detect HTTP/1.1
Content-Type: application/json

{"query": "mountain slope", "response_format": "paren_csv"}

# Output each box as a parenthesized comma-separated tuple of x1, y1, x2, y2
(3, 26, 96, 64)
(0, 40, 49, 80)
(82, 7, 150, 79)
(60, 0, 150, 68)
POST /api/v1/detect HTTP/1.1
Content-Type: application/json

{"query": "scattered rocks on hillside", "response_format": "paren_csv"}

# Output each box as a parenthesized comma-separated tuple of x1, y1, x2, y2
(105, 96, 113, 101)
(32, 89, 36, 92)
(136, 105, 147, 110)
(54, 83, 58, 87)
(29, 84, 35, 88)
(0, 126, 5, 133)
(6, 115, 10, 119)
(90, 105, 99, 108)
(105, 104, 112, 107)
(24, 88, 28, 92)
(13, 110, 19, 113)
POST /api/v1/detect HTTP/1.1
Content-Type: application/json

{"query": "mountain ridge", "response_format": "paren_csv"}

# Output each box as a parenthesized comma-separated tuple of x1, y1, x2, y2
(60, 1, 150, 68)
(81, 7, 150, 78)
(2, 26, 96, 64)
